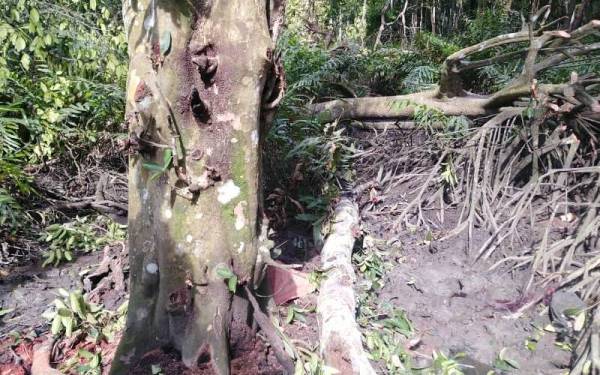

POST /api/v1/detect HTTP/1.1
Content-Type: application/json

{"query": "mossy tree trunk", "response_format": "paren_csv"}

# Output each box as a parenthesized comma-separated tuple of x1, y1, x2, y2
(112, 0, 284, 373)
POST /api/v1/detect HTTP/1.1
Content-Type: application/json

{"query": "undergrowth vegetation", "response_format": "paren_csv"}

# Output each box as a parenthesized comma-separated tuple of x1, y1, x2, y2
(0, 0, 126, 233)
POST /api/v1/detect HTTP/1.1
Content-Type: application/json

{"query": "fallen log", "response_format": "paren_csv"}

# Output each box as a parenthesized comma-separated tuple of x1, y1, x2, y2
(317, 197, 375, 375)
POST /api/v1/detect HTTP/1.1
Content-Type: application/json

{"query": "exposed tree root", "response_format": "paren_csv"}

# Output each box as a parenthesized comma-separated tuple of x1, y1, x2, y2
(317, 197, 376, 375)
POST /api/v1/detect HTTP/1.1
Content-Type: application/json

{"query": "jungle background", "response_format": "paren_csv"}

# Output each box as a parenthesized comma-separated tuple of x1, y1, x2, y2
(1, 0, 600, 374)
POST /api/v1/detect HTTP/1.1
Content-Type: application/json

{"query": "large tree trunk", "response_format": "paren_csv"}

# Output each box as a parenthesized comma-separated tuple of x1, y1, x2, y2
(112, 1, 284, 373)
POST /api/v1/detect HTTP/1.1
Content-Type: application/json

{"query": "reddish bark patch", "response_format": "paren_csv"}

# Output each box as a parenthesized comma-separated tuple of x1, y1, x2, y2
(134, 81, 152, 103)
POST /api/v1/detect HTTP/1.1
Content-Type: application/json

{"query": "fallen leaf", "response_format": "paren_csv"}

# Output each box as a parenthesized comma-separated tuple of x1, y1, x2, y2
(266, 265, 315, 305)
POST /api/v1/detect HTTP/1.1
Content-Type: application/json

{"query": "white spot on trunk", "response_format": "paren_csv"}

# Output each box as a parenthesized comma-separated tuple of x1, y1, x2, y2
(207, 324, 213, 332)
(251, 130, 259, 146)
(119, 350, 135, 365)
(136, 307, 148, 320)
(230, 137, 238, 144)
(217, 180, 240, 204)
(186, 234, 193, 243)
(136, 96, 153, 111)
(234, 201, 247, 230)
(164, 209, 172, 219)
(237, 242, 245, 253)
(142, 189, 149, 202)
(175, 243, 185, 255)
(206, 147, 213, 156)
(195, 213, 204, 219)
(146, 262, 158, 274)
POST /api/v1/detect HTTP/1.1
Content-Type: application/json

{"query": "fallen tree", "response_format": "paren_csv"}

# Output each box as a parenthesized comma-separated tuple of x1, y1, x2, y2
(313, 9, 600, 123)
(313, 7, 600, 373)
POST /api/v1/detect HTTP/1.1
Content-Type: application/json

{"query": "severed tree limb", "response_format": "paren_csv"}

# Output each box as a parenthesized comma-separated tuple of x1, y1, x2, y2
(312, 19, 600, 123)
(317, 198, 375, 375)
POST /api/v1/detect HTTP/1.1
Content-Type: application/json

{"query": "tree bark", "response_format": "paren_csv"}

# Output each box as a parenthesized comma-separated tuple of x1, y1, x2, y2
(317, 198, 375, 375)
(112, 0, 280, 373)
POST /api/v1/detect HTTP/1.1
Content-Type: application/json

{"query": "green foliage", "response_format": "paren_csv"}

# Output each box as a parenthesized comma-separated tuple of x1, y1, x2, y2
(0, 188, 25, 229)
(460, 8, 520, 47)
(285, 304, 312, 325)
(266, 115, 355, 236)
(492, 348, 519, 372)
(280, 34, 437, 100)
(360, 300, 415, 372)
(431, 351, 465, 375)
(64, 349, 102, 375)
(0, 0, 126, 229)
(43, 289, 103, 338)
(41, 216, 126, 266)
(413, 32, 460, 64)
(142, 149, 173, 181)
(216, 265, 238, 293)
(42, 289, 127, 340)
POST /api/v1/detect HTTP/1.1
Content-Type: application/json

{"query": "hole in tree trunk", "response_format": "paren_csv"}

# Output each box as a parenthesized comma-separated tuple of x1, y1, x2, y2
(191, 44, 217, 86)
(190, 88, 210, 125)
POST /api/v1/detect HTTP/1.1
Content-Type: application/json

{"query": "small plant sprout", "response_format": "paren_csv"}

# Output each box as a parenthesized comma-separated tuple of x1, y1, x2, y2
(216, 265, 238, 293)
(492, 348, 519, 372)
(142, 148, 173, 181)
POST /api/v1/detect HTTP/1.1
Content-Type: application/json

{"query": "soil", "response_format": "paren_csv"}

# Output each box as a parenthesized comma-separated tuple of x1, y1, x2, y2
(372, 225, 569, 373)
(0, 250, 107, 336)
(353, 127, 572, 374)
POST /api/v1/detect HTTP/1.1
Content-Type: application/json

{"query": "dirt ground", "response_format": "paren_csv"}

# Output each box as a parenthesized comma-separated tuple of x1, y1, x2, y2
(353, 127, 574, 374)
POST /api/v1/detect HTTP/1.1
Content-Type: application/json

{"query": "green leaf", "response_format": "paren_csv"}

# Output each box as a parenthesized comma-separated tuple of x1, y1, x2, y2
(162, 148, 173, 167)
(20, 53, 30, 70)
(228, 275, 238, 293)
(286, 307, 294, 324)
(0, 308, 14, 317)
(62, 316, 74, 336)
(216, 266, 234, 279)
(78, 349, 94, 360)
(14, 36, 26, 52)
(151, 364, 163, 375)
(90, 0, 97, 10)
(142, 162, 165, 172)
(29, 8, 39, 24)
(51, 315, 63, 335)
(90, 353, 100, 368)
(70, 292, 85, 319)
(159, 31, 171, 56)
(564, 308, 583, 317)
